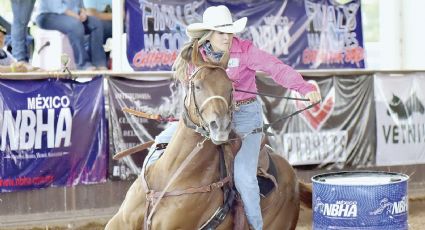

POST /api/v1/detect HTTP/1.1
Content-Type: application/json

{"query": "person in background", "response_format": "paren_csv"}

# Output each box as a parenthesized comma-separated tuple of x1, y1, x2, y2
(83, 0, 112, 68)
(83, 0, 111, 43)
(36, 0, 107, 70)
(10, 0, 36, 69)
(0, 25, 28, 73)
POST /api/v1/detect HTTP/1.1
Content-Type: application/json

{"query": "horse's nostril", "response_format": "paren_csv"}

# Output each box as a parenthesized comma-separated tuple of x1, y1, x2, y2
(209, 121, 218, 130)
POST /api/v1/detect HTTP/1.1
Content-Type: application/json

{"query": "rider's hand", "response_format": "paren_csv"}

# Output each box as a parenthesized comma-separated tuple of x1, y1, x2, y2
(305, 91, 321, 104)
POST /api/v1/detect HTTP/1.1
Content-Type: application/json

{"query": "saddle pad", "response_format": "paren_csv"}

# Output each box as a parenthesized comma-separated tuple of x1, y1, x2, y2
(258, 149, 278, 197)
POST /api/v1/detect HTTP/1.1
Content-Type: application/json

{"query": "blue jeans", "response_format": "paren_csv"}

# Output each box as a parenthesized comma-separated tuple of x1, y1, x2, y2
(11, 0, 35, 62)
(36, 13, 106, 69)
(145, 101, 263, 230)
(101, 20, 112, 43)
(232, 101, 263, 230)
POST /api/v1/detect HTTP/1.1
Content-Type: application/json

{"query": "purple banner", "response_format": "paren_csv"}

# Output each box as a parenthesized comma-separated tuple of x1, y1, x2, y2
(126, 0, 364, 71)
(0, 76, 108, 192)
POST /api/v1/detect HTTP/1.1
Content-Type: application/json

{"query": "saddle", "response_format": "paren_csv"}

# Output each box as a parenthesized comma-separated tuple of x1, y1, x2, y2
(228, 133, 278, 197)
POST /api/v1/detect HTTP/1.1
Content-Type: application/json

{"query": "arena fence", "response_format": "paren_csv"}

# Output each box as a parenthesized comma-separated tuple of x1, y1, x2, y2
(0, 69, 424, 227)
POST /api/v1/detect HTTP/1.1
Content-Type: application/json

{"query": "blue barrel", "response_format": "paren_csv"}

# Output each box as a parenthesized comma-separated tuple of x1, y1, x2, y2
(312, 171, 409, 230)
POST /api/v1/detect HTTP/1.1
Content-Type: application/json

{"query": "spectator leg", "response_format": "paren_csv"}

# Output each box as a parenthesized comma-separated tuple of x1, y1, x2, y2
(101, 19, 112, 44)
(10, 0, 35, 62)
(36, 13, 89, 69)
(86, 16, 106, 68)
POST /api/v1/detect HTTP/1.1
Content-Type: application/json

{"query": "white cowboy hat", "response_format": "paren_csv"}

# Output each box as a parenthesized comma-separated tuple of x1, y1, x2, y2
(187, 5, 247, 34)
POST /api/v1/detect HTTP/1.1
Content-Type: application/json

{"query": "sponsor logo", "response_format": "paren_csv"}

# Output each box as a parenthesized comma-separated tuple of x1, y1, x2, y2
(381, 92, 425, 144)
(369, 196, 408, 216)
(0, 95, 72, 151)
(314, 197, 358, 218)
(387, 93, 424, 120)
(283, 131, 347, 165)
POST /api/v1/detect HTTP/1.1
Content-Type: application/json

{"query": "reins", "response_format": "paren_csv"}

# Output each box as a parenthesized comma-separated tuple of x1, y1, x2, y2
(235, 88, 310, 101)
(250, 101, 320, 135)
(231, 88, 320, 139)
(226, 101, 320, 143)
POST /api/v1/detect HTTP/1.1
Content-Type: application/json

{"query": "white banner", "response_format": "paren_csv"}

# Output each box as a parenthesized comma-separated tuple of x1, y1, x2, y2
(374, 73, 425, 166)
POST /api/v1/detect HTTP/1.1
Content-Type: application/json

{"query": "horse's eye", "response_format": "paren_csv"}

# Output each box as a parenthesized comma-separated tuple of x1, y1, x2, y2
(195, 84, 201, 90)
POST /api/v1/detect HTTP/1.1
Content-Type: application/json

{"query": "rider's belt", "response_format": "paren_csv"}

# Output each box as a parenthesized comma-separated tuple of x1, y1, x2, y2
(236, 97, 256, 106)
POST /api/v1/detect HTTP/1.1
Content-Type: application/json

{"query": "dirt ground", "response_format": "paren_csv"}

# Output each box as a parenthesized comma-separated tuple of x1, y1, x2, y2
(3, 198, 424, 230)
(296, 198, 425, 230)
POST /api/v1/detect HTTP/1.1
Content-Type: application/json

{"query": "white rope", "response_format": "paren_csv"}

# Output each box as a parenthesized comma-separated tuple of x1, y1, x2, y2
(199, 96, 229, 112)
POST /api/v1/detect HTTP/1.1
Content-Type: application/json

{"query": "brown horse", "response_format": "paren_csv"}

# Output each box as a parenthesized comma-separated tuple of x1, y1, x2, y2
(105, 48, 312, 230)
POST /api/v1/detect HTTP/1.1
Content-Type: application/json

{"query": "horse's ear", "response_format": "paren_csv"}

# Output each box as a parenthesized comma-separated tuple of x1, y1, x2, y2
(191, 39, 199, 64)
(181, 45, 193, 62)
(219, 51, 230, 69)
(191, 39, 207, 67)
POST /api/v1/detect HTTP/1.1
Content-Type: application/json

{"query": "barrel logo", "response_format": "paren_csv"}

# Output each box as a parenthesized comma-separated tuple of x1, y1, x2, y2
(314, 197, 358, 218)
(369, 196, 408, 216)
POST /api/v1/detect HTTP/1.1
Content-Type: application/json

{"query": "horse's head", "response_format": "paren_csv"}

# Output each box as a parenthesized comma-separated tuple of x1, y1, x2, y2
(183, 41, 233, 144)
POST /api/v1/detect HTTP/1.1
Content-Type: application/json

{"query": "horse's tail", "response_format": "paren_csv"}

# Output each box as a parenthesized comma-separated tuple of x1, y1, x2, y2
(298, 181, 312, 209)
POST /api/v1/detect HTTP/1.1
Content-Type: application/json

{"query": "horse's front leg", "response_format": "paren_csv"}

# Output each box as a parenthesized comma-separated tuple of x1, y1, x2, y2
(105, 176, 147, 230)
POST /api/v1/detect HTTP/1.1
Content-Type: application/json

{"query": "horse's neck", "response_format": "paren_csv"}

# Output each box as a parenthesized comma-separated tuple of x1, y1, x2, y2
(149, 121, 219, 186)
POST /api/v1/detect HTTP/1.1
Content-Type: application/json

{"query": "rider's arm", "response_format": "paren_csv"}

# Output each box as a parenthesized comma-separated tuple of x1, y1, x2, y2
(244, 41, 315, 96)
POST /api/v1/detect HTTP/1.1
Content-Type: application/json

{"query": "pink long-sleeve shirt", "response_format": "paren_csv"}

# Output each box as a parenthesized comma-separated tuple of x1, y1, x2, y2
(220, 37, 315, 101)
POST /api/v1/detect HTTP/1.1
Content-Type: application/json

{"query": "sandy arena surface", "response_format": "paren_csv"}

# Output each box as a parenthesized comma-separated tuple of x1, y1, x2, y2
(2, 198, 424, 230)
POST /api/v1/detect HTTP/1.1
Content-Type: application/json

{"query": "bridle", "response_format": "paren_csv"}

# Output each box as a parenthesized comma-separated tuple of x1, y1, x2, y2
(182, 64, 233, 138)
